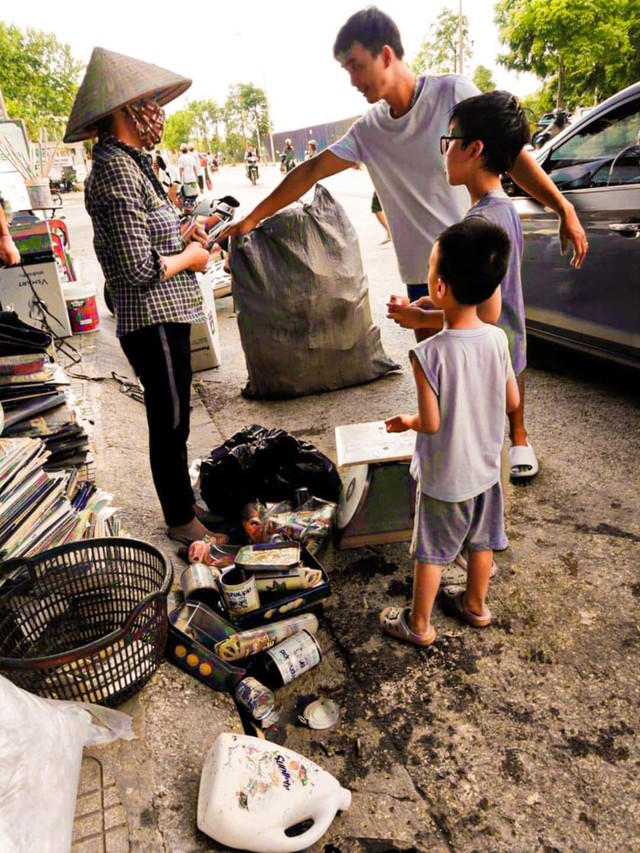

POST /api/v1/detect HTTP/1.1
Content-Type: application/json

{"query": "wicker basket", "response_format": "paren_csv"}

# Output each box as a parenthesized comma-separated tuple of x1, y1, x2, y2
(0, 538, 172, 707)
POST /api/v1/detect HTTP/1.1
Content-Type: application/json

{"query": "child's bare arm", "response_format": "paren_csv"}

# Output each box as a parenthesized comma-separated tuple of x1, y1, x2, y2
(506, 375, 520, 413)
(477, 286, 502, 326)
(387, 304, 444, 331)
(386, 356, 440, 434)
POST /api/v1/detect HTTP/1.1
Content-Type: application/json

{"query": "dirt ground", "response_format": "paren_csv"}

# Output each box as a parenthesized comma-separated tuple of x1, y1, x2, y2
(58, 167, 640, 852)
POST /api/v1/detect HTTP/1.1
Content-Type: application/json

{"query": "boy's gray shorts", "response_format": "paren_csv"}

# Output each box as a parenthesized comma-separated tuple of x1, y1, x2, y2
(410, 481, 508, 564)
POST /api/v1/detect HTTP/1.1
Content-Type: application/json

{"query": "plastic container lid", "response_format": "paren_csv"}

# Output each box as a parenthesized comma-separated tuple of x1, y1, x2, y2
(299, 697, 340, 730)
(63, 283, 97, 299)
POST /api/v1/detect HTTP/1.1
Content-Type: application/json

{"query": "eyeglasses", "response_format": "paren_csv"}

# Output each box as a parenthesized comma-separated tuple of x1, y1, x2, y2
(440, 135, 467, 155)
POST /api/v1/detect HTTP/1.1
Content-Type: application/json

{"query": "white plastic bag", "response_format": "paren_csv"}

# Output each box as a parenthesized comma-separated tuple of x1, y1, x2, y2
(0, 674, 135, 852)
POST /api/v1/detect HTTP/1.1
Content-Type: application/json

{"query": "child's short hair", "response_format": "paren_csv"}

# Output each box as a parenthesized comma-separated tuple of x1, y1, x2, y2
(333, 6, 404, 59)
(450, 91, 530, 174)
(437, 219, 511, 305)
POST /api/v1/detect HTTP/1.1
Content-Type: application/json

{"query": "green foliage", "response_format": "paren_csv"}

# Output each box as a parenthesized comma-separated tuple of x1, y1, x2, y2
(473, 65, 496, 92)
(411, 10, 472, 76)
(223, 82, 270, 159)
(163, 110, 195, 152)
(495, 0, 638, 108)
(0, 22, 83, 138)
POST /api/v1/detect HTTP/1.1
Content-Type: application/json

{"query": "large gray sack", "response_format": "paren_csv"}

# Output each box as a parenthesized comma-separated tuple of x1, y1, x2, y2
(230, 184, 400, 399)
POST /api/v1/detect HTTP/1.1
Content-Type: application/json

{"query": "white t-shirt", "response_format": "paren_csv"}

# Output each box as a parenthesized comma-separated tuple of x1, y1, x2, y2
(178, 153, 197, 183)
(410, 325, 515, 502)
(191, 151, 204, 176)
(330, 74, 479, 284)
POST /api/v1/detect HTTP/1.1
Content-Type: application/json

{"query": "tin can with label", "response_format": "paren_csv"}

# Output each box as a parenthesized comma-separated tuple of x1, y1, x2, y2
(180, 563, 222, 610)
(234, 676, 281, 727)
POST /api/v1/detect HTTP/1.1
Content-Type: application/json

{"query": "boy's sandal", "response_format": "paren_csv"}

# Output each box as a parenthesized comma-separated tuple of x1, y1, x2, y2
(439, 587, 492, 628)
(453, 553, 499, 578)
(509, 442, 539, 480)
(379, 606, 436, 647)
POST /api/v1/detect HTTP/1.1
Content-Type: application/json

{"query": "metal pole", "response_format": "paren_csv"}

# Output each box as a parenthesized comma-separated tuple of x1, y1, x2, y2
(458, 0, 464, 75)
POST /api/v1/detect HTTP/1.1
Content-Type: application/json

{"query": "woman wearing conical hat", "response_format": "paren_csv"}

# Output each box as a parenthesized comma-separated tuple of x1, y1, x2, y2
(65, 48, 217, 546)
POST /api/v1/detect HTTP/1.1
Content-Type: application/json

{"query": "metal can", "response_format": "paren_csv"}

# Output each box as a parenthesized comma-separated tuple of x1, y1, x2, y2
(180, 563, 221, 609)
(234, 676, 276, 723)
(294, 487, 310, 507)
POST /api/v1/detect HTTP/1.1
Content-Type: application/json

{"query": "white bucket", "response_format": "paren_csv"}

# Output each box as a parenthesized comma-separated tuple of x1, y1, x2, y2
(25, 178, 53, 209)
(63, 283, 100, 333)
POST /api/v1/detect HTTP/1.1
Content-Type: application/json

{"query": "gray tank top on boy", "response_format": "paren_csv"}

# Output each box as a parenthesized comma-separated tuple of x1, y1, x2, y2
(410, 325, 515, 502)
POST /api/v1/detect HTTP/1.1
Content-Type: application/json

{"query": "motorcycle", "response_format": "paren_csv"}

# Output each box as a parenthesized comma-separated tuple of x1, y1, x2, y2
(50, 166, 78, 194)
(245, 155, 259, 186)
(103, 194, 240, 315)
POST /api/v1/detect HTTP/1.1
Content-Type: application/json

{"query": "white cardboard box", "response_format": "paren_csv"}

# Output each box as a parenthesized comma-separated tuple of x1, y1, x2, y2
(0, 257, 72, 338)
(190, 272, 221, 372)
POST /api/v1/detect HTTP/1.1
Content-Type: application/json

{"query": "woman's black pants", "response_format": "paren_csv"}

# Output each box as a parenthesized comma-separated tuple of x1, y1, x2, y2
(120, 322, 195, 528)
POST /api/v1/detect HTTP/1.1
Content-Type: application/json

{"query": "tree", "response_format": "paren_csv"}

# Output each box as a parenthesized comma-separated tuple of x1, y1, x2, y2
(472, 65, 496, 93)
(187, 99, 223, 153)
(411, 10, 472, 76)
(0, 23, 83, 138)
(224, 83, 270, 160)
(163, 110, 194, 152)
(495, 0, 637, 108)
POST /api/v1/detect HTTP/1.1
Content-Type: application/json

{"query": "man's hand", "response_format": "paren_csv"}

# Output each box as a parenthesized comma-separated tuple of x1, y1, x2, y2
(218, 213, 261, 242)
(559, 203, 588, 269)
(385, 414, 412, 433)
(0, 234, 20, 267)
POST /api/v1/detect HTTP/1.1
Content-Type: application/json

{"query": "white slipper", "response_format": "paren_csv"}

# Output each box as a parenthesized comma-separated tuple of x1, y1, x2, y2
(453, 553, 498, 578)
(509, 441, 539, 479)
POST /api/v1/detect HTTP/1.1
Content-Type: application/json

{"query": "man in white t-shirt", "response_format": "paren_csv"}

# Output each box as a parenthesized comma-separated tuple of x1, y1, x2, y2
(178, 143, 199, 198)
(223, 7, 587, 280)
(188, 144, 205, 192)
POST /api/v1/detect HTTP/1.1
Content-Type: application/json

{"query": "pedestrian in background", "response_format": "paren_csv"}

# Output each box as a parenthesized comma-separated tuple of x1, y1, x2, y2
(178, 143, 199, 200)
(371, 191, 391, 243)
(189, 143, 205, 192)
(65, 47, 219, 547)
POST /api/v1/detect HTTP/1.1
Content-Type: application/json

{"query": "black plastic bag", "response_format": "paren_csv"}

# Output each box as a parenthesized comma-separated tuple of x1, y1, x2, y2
(230, 184, 400, 398)
(200, 424, 342, 517)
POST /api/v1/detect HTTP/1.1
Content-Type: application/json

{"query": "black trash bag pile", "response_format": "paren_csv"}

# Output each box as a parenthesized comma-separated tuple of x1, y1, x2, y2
(200, 424, 342, 518)
(230, 183, 400, 399)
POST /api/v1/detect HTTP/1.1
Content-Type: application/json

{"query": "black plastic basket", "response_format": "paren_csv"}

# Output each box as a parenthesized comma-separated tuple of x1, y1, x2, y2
(0, 538, 172, 707)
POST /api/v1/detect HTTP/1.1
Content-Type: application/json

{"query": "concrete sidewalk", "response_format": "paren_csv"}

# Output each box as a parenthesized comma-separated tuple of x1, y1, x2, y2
(60, 170, 639, 853)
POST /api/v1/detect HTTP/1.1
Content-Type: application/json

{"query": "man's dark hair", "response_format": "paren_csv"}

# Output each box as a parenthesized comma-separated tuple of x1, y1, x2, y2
(450, 90, 531, 174)
(437, 219, 511, 305)
(333, 6, 404, 59)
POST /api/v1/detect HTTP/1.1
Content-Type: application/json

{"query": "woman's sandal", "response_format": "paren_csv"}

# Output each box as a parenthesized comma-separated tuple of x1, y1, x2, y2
(439, 587, 492, 628)
(379, 606, 436, 647)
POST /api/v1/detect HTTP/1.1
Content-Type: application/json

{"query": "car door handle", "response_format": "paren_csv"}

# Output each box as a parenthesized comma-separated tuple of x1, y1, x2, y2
(609, 222, 640, 234)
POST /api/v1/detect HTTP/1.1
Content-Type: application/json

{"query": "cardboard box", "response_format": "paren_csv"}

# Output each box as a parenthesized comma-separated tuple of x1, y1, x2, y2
(190, 273, 221, 372)
(0, 254, 72, 338)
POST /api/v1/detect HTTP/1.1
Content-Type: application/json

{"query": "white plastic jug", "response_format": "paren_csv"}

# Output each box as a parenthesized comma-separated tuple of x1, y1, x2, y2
(197, 733, 351, 852)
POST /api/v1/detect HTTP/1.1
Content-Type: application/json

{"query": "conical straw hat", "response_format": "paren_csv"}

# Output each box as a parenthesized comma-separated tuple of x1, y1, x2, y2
(64, 47, 191, 143)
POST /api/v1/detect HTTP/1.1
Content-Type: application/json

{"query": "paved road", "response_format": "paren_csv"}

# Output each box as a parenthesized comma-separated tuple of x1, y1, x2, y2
(59, 167, 639, 852)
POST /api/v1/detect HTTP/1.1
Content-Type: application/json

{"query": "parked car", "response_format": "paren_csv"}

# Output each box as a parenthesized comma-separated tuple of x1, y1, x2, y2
(506, 81, 640, 368)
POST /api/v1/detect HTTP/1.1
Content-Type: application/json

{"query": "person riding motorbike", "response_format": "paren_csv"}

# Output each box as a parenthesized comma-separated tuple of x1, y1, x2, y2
(534, 108, 570, 149)
(244, 144, 259, 183)
(280, 138, 296, 173)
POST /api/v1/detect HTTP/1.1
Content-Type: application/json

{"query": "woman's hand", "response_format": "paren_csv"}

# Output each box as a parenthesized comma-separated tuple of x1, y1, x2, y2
(184, 241, 210, 273)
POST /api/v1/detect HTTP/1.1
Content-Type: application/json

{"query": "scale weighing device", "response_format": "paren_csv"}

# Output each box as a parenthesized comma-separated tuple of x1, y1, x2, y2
(335, 421, 416, 549)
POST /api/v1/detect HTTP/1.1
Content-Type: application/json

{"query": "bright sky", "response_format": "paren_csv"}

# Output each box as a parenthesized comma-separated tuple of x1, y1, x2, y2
(4, 1, 539, 132)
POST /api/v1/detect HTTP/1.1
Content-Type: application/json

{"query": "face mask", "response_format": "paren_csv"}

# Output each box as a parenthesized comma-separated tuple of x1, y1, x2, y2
(126, 100, 166, 150)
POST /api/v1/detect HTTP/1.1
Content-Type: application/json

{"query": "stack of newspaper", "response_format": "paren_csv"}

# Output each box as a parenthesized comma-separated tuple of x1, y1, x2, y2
(0, 436, 119, 561)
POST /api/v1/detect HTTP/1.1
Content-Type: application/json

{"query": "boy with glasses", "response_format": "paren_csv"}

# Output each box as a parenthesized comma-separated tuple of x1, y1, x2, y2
(389, 90, 537, 479)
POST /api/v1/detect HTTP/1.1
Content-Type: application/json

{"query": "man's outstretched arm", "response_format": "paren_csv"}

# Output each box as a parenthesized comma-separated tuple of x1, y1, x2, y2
(508, 148, 588, 269)
(222, 150, 354, 238)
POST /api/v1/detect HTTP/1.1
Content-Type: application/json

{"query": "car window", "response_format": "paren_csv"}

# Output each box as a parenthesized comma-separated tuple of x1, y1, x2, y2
(545, 98, 640, 188)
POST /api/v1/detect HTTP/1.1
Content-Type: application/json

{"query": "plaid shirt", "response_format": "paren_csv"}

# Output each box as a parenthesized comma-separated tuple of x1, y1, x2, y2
(85, 137, 204, 337)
